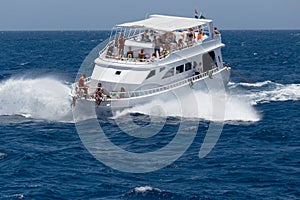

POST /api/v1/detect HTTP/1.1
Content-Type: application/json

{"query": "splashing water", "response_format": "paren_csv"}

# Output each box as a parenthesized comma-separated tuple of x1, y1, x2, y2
(115, 81, 300, 122)
(134, 186, 161, 193)
(0, 77, 73, 122)
(114, 90, 260, 122)
(0, 77, 298, 123)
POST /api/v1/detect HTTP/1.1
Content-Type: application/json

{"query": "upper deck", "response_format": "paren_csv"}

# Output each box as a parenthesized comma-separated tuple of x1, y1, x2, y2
(98, 15, 221, 67)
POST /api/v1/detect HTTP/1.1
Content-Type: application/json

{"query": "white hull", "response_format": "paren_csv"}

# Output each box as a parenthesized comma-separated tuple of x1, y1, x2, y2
(72, 67, 230, 119)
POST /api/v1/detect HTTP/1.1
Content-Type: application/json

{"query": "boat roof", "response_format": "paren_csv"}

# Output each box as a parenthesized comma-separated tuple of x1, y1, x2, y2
(116, 14, 213, 32)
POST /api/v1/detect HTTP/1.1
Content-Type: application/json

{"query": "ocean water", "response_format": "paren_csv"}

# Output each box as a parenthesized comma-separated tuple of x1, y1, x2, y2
(0, 30, 299, 199)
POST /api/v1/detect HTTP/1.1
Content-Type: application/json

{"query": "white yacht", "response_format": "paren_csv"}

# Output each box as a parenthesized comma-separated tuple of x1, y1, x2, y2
(71, 14, 231, 117)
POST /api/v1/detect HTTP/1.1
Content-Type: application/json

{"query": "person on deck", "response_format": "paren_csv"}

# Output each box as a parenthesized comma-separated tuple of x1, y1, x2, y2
(78, 74, 89, 97)
(177, 38, 185, 50)
(119, 87, 126, 98)
(94, 87, 104, 107)
(214, 27, 220, 36)
(138, 48, 146, 62)
(118, 33, 125, 56)
(126, 46, 134, 58)
(153, 36, 161, 56)
(186, 28, 195, 46)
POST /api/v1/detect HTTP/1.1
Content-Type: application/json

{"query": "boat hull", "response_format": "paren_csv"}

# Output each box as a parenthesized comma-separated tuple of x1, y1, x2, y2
(72, 67, 230, 120)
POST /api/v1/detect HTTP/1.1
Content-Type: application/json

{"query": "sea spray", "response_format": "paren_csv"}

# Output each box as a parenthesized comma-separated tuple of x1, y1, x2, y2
(0, 77, 73, 122)
(114, 90, 260, 122)
(1, 77, 298, 123)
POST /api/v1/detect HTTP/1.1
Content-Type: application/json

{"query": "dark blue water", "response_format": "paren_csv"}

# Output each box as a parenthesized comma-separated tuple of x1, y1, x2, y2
(0, 30, 299, 199)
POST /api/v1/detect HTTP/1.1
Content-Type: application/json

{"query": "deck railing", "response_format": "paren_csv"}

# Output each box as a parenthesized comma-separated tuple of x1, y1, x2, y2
(72, 67, 219, 100)
(99, 32, 218, 65)
(110, 67, 218, 99)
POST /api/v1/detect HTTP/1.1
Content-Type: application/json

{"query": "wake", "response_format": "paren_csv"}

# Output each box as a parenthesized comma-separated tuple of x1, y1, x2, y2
(228, 80, 300, 105)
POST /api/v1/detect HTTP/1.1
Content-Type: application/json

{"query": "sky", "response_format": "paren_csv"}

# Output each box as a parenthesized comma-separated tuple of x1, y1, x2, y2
(0, 0, 299, 30)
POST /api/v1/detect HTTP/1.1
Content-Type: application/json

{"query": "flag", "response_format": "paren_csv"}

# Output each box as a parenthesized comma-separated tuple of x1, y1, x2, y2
(194, 9, 199, 19)
(200, 12, 206, 19)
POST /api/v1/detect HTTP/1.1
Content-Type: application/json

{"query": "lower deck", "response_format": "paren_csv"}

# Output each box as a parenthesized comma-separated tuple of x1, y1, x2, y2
(71, 66, 231, 119)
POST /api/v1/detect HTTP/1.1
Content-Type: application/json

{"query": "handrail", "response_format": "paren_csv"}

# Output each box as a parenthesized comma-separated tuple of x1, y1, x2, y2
(99, 32, 217, 65)
(72, 67, 220, 100)
(111, 67, 219, 99)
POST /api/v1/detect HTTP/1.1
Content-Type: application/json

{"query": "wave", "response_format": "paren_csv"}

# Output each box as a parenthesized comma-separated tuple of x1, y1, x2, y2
(2, 194, 24, 199)
(18, 62, 30, 66)
(124, 186, 185, 199)
(229, 80, 300, 105)
(0, 77, 73, 122)
(229, 80, 273, 88)
(0, 152, 6, 160)
(134, 186, 161, 193)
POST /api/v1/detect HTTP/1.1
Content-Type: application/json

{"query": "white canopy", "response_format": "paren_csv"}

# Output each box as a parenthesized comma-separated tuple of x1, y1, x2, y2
(116, 14, 212, 32)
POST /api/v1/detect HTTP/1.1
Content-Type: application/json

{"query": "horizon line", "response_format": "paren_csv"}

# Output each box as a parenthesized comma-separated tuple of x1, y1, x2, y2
(1, 28, 300, 32)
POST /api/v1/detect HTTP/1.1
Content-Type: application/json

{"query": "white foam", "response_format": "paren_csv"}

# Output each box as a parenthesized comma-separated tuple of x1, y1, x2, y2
(19, 62, 30, 66)
(134, 186, 161, 193)
(116, 80, 300, 122)
(116, 91, 260, 122)
(236, 80, 273, 87)
(2, 194, 24, 199)
(1, 77, 297, 123)
(0, 77, 73, 122)
(0, 152, 6, 159)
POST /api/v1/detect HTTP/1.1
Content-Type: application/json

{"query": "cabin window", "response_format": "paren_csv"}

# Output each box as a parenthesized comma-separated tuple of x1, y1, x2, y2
(146, 70, 156, 79)
(160, 67, 165, 72)
(176, 65, 184, 74)
(185, 62, 192, 71)
(115, 71, 121, 75)
(162, 68, 174, 79)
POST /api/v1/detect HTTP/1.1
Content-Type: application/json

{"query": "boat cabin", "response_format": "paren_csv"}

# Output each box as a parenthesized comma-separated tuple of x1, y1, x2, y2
(102, 14, 215, 62)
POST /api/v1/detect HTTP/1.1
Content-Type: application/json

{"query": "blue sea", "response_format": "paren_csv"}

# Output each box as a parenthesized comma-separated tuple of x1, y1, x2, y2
(0, 30, 299, 199)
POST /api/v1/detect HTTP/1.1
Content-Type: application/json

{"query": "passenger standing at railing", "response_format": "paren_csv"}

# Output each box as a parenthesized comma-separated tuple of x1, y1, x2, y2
(106, 44, 114, 58)
(78, 74, 85, 87)
(118, 33, 125, 56)
(214, 27, 220, 37)
(153, 36, 161, 56)
(197, 26, 205, 41)
(187, 28, 195, 46)
(78, 74, 89, 97)
(114, 38, 119, 55)
(94, 87, 104, 107)
(177, 38, 185, 50)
